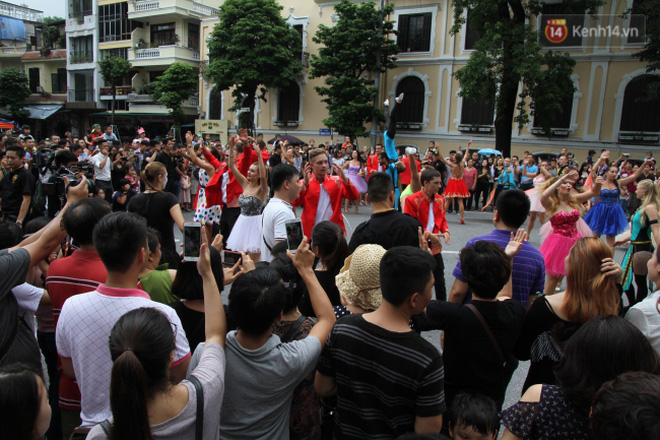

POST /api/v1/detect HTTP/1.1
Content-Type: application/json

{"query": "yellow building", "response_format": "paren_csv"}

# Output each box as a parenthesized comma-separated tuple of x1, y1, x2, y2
(199, 0, 659, 159)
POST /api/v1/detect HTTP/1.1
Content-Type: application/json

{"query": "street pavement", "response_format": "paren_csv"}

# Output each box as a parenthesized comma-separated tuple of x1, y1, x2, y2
(178, 202, 629, 411)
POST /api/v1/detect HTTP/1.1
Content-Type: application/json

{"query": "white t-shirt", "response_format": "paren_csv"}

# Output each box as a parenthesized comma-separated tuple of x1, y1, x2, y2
(426, 203, 435, 232)
(91, 153, 112, 181)
(261, 198, 295, 262)
(314, 184, 333, 227)
(56, 285, 191, 427)
(626, 290, 660, 356)
(12, 282, 44, 335)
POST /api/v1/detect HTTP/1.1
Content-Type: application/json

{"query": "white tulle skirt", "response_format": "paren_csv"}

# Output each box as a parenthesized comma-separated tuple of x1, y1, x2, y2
(226, 214, 263, 253)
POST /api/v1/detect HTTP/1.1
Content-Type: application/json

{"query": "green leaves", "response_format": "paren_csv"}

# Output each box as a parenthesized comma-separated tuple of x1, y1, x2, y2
(152, 62, 198, 125)
(98, 56, 131, 87)
(206, 0, 302, 130)
(309, 0, 398, 139)
(0, 67, 31, 120)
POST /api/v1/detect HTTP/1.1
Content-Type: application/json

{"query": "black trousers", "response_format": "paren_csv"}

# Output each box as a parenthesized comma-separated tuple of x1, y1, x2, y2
(220, 206, 241, 248)
(434, 253, 446, 301)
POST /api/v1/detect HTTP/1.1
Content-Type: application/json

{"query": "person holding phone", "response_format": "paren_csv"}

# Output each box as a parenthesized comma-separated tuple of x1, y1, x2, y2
(225, 135, 268, 262)
(293, 148, 359, 237)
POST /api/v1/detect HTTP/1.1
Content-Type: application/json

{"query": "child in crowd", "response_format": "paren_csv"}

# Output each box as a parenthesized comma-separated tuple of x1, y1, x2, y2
(448, 393, 499, 440)
(180, 168, 192, 211)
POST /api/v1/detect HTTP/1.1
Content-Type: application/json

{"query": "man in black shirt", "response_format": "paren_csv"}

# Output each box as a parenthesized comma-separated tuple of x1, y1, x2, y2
(0, 145, 35, 225)
(154, 138, 182, 195)
(349, 172, 422, 252)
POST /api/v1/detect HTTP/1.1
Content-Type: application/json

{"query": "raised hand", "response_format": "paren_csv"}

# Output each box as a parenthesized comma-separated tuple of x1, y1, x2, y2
(505, 228, 526, 258)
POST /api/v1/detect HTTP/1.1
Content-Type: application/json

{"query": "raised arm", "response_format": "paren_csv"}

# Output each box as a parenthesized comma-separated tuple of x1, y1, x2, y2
(228, 144, 249, 189)
(618, 160, 650, 187)
(184, 132, 214, 175)
(255, 142, 268, 194)
(408, 151, 422, 193)
(197, 228, 226, 347)
(436, 146, 453, 168)
(575, 175, 603, 203)
(540, 171, 576, 210)
(464, 139, 472, 164)
(290, 237, 336, 344)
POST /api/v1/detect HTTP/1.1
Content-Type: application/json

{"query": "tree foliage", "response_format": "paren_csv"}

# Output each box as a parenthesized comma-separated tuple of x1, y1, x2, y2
(98, 56, 132, 125)
(207, 0, 302, 133)
(152, 62, 198, 128)
(309, 0, 398, 140)
(0, 67, 31, 120)
(632, 0, 660, 97)
(451, 0, 604, 155)
(42, 17, 65, 50)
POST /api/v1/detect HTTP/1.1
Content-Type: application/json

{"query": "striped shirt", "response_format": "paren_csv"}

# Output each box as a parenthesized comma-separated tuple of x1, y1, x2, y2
(317, 314, 445, 439)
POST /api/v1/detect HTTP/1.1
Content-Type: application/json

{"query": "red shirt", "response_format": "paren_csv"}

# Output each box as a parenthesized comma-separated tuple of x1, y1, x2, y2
(46, 249, 107, 409)
(404, 190, 449, 234)
(399, 157, 420, 185)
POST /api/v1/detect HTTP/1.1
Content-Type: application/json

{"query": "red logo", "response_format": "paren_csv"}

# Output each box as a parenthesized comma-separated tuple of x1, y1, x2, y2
(545, 19, 568, 44)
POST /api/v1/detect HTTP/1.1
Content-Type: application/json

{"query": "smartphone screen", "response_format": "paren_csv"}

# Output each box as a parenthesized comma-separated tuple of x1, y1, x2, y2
(285, 220, 303, 253)
(223, 250, 242, 268)
(183, 223, 201, 261)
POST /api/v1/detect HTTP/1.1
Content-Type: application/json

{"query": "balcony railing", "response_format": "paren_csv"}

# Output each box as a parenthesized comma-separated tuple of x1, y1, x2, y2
(129, 0, 219, 16)
(132, 46, 200, 61)
(134, 1, 159, 12)
(68, 88, 95, 102)
(135, 48, 161, 59)
(193, 2, 218, 15)
(69, 10, 93, 19)
(189, 95, 199, 107)
(1, 46, 26, 55)
(70, 52, 93, 64)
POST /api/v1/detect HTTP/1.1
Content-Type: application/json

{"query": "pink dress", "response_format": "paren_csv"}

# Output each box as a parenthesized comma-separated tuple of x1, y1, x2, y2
(539, 209, 582, 277)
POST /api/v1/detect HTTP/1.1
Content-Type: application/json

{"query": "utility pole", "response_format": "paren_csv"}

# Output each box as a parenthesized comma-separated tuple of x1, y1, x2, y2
(370, 0, 386, 150)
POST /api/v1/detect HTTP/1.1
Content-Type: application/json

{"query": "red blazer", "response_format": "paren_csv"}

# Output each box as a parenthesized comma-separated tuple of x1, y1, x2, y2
(399, 157, 420, 185)
(404, 190, 448, 234)
(292, 174, 359, 236)
(367, 154, 382, 180)
(200, 147, 228, 207)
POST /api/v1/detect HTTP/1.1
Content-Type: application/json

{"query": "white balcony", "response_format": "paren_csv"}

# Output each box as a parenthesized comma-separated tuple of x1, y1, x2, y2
(128, 45, 201, 67)
(128, 0, 219, 19)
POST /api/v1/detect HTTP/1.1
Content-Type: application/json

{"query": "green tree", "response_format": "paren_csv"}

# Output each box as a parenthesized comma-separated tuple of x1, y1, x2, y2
(451, 1, 604, 156)
(152, 62, 198, 130)
(0, 67, 31, 120)
(207, 0, 301, 134)
(98, 56, 132, 126)
(309, 0, 398, 140)
(42, 17, 65, 51)
(632, 0, 660, 97)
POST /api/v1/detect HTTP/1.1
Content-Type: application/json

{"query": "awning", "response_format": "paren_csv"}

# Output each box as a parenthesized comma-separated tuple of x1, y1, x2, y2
(25, 105, 63, 120)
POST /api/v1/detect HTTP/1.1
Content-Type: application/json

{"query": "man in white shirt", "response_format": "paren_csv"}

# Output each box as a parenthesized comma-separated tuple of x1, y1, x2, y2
(56, 212, 190, 429)
(90, 139, 113, 202)
(261, 164, 301, 262)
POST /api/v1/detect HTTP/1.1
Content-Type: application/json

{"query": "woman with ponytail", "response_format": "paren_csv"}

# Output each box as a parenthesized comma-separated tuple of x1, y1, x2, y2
(514, 237, 622, 394)
(87, 229, 227, 440)
(128, 161, 185, 269)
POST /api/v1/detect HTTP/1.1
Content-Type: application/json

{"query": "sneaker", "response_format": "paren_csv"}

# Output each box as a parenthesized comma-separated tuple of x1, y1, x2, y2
(384, 99, 390, 107)
(396, 93, 404, 104)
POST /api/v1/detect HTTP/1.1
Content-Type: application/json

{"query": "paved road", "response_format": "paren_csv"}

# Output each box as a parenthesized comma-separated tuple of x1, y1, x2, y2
(178, 203, 585, 410)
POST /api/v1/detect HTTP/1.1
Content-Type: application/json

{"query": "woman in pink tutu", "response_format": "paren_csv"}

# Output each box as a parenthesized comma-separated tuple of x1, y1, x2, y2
(437, 140, 472, 224)
(525, 161, 553, 236)
(342, 149, 367, 214)
(539, 170, 602, 295)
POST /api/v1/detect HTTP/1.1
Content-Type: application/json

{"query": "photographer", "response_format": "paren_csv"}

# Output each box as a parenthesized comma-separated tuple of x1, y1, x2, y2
(45, 150, 78, 218)
(112, 178, 136, 212)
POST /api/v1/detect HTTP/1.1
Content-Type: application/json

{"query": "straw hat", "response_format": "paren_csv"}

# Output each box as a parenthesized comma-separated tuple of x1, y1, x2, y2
(335, 244, 386, 312)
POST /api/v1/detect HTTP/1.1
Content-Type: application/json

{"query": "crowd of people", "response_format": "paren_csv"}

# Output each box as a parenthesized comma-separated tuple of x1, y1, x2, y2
(1, 115, 660, 440)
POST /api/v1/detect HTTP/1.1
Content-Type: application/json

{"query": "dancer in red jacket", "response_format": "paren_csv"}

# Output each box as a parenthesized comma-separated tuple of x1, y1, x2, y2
(293, 147, 359, 237)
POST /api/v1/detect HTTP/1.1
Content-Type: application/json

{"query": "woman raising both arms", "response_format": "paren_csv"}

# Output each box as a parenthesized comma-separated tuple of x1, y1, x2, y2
(436, 140, 472, 224)
(225, 135, 269, 262)
(538, 170, 602, 296)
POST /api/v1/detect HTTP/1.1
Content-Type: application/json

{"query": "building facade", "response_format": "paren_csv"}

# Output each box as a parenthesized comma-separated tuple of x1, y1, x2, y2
(199, 0, 659, 158)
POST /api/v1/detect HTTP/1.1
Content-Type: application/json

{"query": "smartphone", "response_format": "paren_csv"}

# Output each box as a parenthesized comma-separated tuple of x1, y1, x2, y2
(223, 250, 242, 268)
(183, 222, 201, 261)
(285, 219, 304, 253)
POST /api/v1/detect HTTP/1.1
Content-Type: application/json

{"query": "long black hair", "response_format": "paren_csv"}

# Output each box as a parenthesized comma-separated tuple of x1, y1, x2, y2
(311, 221, 348, 278)
(0, 364, 43, 440)
(108, 308, 176, 440)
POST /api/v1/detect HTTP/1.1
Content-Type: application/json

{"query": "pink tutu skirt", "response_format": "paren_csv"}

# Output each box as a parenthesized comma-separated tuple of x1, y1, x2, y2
(444, 178, 470, 198)
(539, 218, 593, 276)
(526, 183, 545, 213)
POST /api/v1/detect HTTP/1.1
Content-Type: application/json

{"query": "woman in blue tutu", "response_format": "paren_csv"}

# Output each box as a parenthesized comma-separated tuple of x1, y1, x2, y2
(585, 152, 649, 247)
